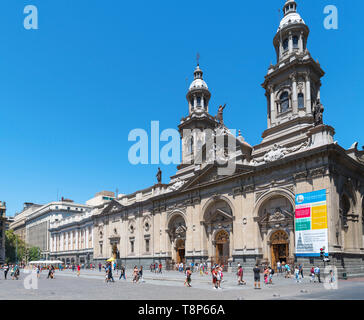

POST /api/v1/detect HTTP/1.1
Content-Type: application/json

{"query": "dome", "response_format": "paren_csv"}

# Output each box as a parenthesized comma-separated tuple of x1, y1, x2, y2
(278, 12, 305, 31)
(189, 78, 208, 90)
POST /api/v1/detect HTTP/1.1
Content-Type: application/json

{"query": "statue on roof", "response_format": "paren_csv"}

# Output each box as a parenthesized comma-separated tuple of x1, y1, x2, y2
(156, 167, 162, 184)
(313, 99, 324, 126)
(216, 104, 226, 126)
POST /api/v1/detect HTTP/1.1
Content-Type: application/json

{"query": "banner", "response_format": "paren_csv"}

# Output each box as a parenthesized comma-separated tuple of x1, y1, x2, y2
(295, 189, 328, 257)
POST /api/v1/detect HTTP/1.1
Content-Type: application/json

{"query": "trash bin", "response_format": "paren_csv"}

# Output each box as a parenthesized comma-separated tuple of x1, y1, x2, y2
(342, 272, 347, 280)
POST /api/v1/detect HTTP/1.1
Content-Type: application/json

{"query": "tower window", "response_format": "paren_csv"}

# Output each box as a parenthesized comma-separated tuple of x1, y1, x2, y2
(293, 36, 299, 48)
(298, 93, 304, 109)
(283, 39, 289, 51)
(280, 92, 290, 113)
(197, 97, 201, 106)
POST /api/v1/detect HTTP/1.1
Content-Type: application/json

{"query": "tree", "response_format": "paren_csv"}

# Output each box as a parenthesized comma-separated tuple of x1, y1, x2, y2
(28, 246, 41, 261)
(4, 230, 41, 264)
(5, 230, 25, 263)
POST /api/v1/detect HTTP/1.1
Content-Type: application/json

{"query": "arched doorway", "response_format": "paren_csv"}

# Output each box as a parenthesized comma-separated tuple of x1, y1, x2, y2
(270, 230, 289, 269)
(167, 213, 187, 265)
(214, 230, 229, 267)
(202, 198, 234, 270)
(176, 239, 185, 264)
(255, 191, 295, 266)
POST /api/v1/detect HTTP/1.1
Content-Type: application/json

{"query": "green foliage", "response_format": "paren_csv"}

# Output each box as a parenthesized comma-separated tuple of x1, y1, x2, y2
(5, 229, 40, 263)
(28, 246, 41, 261)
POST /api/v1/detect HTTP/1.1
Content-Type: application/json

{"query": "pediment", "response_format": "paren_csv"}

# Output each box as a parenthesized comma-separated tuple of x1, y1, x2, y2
(101, 200, 124, 216)
(181, 164, 252, 190)
(256, 207, 294, 225)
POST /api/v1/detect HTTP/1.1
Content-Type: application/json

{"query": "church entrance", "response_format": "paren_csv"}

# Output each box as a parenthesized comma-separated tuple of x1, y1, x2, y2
(270, 230, 289, 270)
(214, 230, 229, 268)
(176, 239, 185, 264)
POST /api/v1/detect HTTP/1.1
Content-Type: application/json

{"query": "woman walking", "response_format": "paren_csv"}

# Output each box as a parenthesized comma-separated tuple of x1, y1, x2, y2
(132, 266, 139, 283)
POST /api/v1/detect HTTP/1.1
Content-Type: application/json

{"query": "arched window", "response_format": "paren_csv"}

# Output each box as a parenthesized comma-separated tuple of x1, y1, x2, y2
(196, 96, 201, 106)
(283, 39, 289, 51)
(280, 91, 290, 113)
(293, 36, 299, 48)
(298, 93, 304, 109)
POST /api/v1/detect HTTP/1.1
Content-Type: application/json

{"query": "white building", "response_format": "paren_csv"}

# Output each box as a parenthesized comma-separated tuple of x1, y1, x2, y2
(48, 192, 115, 264)
(25, 199, 91, 259)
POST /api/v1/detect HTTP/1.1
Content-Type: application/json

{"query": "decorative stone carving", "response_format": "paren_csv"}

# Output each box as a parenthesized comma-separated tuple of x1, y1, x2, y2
(167, 178, 186, 192)
(251, 141, 309, 164)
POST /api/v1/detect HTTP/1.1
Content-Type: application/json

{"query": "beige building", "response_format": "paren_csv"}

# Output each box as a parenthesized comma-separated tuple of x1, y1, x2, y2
(11, 202, 43, 243)
(92, 0, 364, 277)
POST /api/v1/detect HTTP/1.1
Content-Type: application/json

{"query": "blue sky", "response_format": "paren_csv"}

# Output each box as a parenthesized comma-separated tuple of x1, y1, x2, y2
(1, 0, 363, 216)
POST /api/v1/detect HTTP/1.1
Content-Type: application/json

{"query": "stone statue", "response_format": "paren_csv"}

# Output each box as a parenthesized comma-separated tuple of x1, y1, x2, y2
(216, 104, 226, 126)
(156, 167, 162, 184)
(313, 99, 324, 126)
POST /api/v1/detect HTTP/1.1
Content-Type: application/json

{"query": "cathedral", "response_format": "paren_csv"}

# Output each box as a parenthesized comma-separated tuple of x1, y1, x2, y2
(92, 0, 364, 277)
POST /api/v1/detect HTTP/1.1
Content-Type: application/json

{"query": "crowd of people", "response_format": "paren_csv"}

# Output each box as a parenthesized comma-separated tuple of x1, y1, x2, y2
(0, 264, 20, 280)
(1, 260, 333, 290)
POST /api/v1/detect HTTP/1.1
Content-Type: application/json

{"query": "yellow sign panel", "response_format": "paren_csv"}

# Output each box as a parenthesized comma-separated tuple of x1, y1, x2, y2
(311, 205, 327, 230)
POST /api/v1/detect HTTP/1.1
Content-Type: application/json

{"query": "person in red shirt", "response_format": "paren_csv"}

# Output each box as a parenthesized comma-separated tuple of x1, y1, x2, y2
(158, 263, 162, 274)
(77, 264, 81, 277)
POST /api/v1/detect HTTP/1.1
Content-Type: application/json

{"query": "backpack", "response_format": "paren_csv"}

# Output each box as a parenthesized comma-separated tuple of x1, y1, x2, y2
(271, 269, 275, 275)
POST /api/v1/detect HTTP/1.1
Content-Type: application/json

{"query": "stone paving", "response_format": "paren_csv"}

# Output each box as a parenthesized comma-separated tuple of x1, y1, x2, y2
(0, 269, 363, 300)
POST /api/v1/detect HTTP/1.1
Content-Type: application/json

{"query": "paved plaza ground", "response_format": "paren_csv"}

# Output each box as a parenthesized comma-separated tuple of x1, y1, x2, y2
(0, 269, 363, 300)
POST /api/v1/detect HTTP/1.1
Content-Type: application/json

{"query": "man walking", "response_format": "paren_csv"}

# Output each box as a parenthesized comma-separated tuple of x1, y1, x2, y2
(253, 264, 261, 289)
(315, 266, 321, 283)
(299, 264, 304, 279)
(3, 264, 9, 280)
(119, 265, 126, 280)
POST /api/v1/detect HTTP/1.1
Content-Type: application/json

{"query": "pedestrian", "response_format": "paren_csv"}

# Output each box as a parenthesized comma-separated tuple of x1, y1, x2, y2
(264, 267, 269, 285)
(184, 267, 192, 287)
(3, 264, 9, 280)
(299, 264, 304, 279)
(47, 266, 53, 279)
(99, 263, 102, 272)
(315, 266, 321, 283)
(119, 265, 126, 280)
(277, 261, 281, 274)
(269, 266, 274, 284)
(139, 266, 144, 282)
(294, 266, 300, 283)
(237, 265, 246, 285)
(253, 264, 261, 289)
(77, 264, 81, 277)
(216, 266, 222, 289)
(310, 266, 315, 282)
(159, 263, 162, 274)
(133, 266, 139, 283)
(211, 267, 218, 289)
(108, 263, 115, 283)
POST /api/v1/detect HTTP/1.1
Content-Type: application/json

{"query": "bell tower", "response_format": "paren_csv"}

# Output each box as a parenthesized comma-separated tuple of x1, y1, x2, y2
(262, 0, 325, 133)
(178, 64, 218, 166)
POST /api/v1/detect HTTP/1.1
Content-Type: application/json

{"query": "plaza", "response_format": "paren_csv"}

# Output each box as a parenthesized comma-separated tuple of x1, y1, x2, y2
(0, 268, 363, 300)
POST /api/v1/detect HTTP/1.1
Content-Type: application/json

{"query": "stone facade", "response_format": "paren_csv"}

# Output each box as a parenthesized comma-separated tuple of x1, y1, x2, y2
(49, 209, 94, 265)
(91, 1, 364, 278)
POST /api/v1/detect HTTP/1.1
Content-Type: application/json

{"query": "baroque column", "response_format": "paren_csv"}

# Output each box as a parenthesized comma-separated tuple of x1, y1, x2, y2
(305, 72, 312, 114)
(290, 73, 298, 115)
